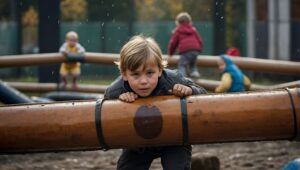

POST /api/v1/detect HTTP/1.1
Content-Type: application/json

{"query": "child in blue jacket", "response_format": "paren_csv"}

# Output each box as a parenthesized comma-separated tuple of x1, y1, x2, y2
(215, 55, 251, 93)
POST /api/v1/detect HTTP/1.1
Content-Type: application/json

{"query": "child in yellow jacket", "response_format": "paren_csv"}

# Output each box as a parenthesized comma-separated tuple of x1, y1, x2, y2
(59, 31, 85, 89)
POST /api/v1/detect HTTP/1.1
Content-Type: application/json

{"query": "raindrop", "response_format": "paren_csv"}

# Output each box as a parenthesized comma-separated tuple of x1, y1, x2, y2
(118, 26, 121, 30)
(107, 13, 110, 17)
(220, 16, 224, 19)
(112, 4, 115, 7)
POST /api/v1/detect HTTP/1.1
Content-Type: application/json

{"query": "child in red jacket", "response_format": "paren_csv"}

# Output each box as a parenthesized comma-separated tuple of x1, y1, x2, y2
(168, 12, 203, 78)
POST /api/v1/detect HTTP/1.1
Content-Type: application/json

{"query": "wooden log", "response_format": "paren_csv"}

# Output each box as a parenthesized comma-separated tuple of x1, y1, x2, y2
(0, 89, 299, 154)
(195, 79, 300, 92)
(195, 79, 268, 91)
(269, 80, 300, 90)
(6, 79, 300, 94)
(0, 53, 300, 74)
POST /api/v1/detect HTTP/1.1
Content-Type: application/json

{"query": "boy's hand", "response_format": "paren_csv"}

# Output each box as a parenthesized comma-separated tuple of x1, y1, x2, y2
(62, 51, 68, 57)
(119, 92, 138, 102)
(169, 84, 192, 97)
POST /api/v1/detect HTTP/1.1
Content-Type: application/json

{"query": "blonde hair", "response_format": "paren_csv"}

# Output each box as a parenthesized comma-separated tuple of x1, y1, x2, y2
(116, 35, 167, 73)
(66, 31, 78, 40)
(176, 12, 192, 24)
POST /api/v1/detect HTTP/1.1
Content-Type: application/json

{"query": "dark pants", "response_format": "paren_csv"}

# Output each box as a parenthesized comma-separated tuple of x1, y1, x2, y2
(178, 50, 200, 77)
(117, 145, 192, 170)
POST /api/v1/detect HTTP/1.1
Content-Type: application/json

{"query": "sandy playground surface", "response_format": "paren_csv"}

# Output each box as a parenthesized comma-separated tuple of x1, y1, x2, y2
(0, 140, 299, 170)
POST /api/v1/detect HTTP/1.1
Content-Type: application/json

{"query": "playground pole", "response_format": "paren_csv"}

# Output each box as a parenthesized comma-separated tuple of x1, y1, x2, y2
(0, 53, 300, 74)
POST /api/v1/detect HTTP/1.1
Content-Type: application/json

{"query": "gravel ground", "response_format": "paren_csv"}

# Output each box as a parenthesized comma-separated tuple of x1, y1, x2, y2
(0, 140, 299, 170)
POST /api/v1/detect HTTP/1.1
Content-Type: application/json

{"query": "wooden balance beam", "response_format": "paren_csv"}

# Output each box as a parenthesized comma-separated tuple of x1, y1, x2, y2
(0, 89, 299, 154)
(7, 79, 300, 94)
(0, 52, 300, 74)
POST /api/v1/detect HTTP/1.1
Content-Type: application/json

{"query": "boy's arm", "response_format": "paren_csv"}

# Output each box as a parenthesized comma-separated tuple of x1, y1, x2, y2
(244, 75, 251, 91)
(104, 77, 128, 100)
(174, 72, 207, 95)
(215, 73, 232, 93)
(186, 80, 207, 95)
(104, 87, 120, 100)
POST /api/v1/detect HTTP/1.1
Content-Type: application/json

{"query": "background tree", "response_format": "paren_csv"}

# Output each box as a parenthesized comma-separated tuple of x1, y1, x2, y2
(87, 0, 133, 22)
(225, 0, 245, 50)
(134, 0, 212, 21)
(60, 0, 87, 21)
(0, 0, 10, 21)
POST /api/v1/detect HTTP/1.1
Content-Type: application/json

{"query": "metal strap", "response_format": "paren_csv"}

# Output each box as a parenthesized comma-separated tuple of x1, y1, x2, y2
(180, 97, 189, 145)
(95, 99, 109, 150)
(285, 88, 298, 140)
(67, 53, 85, 63)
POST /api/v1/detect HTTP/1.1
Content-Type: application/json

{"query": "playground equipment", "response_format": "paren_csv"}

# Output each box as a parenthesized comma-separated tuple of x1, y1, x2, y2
(195, 79, 300, 92)
(44, 91, 104, 101)
(0, 88, 299, 154)
(6, 79, 300, 94)
(0, 53, 299, 74)
(7, 82, 107, 93)
(195, 79, 267, 91)
(0, 80, 34, 104)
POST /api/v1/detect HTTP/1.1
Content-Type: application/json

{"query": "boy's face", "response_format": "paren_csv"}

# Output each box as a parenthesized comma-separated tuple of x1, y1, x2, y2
(122, 59, 162, 97)
(67, 36, 77, 47)
(217, 58, 226, 72)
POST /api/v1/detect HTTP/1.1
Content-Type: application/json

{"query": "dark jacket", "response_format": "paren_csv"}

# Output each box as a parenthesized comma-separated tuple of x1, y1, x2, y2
(168, 23, 203, 55)
(104, 69, 207, 99)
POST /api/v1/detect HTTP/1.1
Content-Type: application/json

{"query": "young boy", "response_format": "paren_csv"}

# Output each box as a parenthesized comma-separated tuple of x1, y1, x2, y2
(59, 31, 85, 89)
(168, 12, 203, 78)
(104, 35, 207, 170)
(215, 55, 251, 93)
